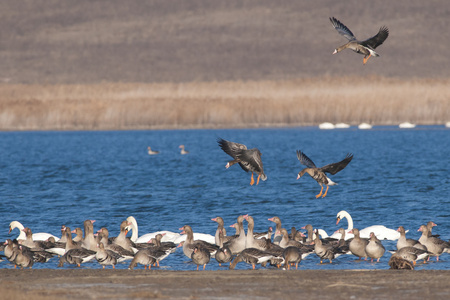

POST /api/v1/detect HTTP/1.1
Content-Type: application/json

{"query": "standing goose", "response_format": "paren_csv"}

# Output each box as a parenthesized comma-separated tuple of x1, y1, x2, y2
(95, 242, 122, 269)
(191, 246, 211, 271)
(313, 230, 344, 264)
(278, 229, 315, 259)
(223, 215, 247, 255)
(365, 232, 386, 262)
(392, 246, 431, 265)
(268, 216, 283, 245)
(244, 215, 272, 251)
(58, 227, 96, 267)
(296, 151, 353, 198)
(229, 248, 273, 270)
(215, 229, 232, 266)
(283, 246, 302, 270)
(330, 17, 389, 64)
(179, 145, 189, 155)
(217, 138, 267, 186)
(348, 228, 368, 260)
(179, 225, 219, 258)
(211, 217, 228, 245)
(14, 245, 34, 269)
(396, 226, 427, 251)
(418, 225, 450, 261)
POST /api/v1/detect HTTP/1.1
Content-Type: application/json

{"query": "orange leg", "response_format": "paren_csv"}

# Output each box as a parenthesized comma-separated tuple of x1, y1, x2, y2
(113, 265, 115, 269)
(203, 264, 206, 270)
(321, 186, 329, 198)
(196, 265, 199, 271)
(363, 54, 372, 64)
(256, 174, 261, 185)
(252, 264, 255, 270)
(157, 261, 160, 267)
(250, 172, 255, 185)
(295, 263, 298, 270)
(315, 185, 324, 198)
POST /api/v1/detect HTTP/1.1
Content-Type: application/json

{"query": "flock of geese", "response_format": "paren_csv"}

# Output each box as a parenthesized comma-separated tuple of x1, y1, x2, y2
(5, 18, 443, 272)
(2, 211, 449, 270)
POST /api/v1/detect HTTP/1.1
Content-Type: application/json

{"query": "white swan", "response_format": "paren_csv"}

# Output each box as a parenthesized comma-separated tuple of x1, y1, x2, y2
(9, 221, 60, 241)
(126, 216, 181, 243)
(331, 211, 402, 240)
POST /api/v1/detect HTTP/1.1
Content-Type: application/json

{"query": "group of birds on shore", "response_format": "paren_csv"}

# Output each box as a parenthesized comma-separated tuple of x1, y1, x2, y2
(2, 211, 449, 271)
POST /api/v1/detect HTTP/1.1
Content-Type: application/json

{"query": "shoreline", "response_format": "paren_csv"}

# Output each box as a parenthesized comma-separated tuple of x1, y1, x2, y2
(1, 269, 449, 299)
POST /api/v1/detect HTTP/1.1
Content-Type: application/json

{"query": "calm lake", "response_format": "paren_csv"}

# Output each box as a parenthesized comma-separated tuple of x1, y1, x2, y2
(1, 126, 449, 270)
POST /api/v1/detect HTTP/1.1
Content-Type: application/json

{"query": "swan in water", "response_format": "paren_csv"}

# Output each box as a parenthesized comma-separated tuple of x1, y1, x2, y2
(330, 210, 402, 240)
(126, 216, 181, 243)
(9, 221, 60, 242)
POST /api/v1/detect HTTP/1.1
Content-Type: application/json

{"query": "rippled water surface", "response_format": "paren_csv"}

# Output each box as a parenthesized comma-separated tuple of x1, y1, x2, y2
(1, 126, 449, 270)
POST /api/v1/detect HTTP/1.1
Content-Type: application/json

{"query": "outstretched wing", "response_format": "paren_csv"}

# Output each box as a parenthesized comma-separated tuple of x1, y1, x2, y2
(319, 153, 353, 175)
(236, 148, 264, 173)
(330, 17, 356, 41)
(217, 138, 247, 159)
(361, 26, 389, 49)
(296, 150, 317, 168)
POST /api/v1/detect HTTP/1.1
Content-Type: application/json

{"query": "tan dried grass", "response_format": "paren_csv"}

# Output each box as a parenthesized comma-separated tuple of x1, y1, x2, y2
(0, 77, 449, 130)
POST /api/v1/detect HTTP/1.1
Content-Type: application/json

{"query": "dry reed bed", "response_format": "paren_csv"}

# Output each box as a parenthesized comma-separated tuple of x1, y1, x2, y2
(0, 77, 449, 130)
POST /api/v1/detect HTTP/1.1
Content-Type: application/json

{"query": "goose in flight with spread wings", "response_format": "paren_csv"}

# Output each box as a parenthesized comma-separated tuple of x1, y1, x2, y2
(296, 150, 353, 198)
(218, 138, 267, 186)
(330, 17, 389, 64)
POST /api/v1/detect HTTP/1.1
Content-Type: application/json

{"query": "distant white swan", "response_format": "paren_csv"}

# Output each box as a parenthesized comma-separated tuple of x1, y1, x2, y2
(358, 123, 372, 130)
(9, 221, 60, 241)
(331, 210, 402, 240)
(319, 122, 335, 130)
(126, 216, 180, 243)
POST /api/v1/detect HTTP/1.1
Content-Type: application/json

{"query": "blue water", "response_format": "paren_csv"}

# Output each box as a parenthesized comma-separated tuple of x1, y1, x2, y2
(1, 126, 449, 270)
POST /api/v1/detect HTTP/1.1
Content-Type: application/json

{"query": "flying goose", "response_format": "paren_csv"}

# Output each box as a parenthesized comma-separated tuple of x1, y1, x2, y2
(330, 17, 389, 64)
(296, 150, 353, 198)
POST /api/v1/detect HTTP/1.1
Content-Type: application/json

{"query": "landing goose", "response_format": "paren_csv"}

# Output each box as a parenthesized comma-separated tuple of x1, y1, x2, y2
(8, 221, 59, 242)
(191, 246, 211, 270)
(418, 225, 450, 261)
(229, 248, 273, 270)
(296, 150, 353, 198)
(217, 138, 267, 186)
(179, 225, 218, 258)
(365, 232, 385, 262)
(396, 226, 426, 251)
(348, 228, 368, 260)
(334, 210, 401, 240)
(330, 17, 389, 64)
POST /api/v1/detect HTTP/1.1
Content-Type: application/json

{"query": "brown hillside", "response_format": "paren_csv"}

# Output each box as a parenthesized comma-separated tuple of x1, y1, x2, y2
(1, 0, 449, 84)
